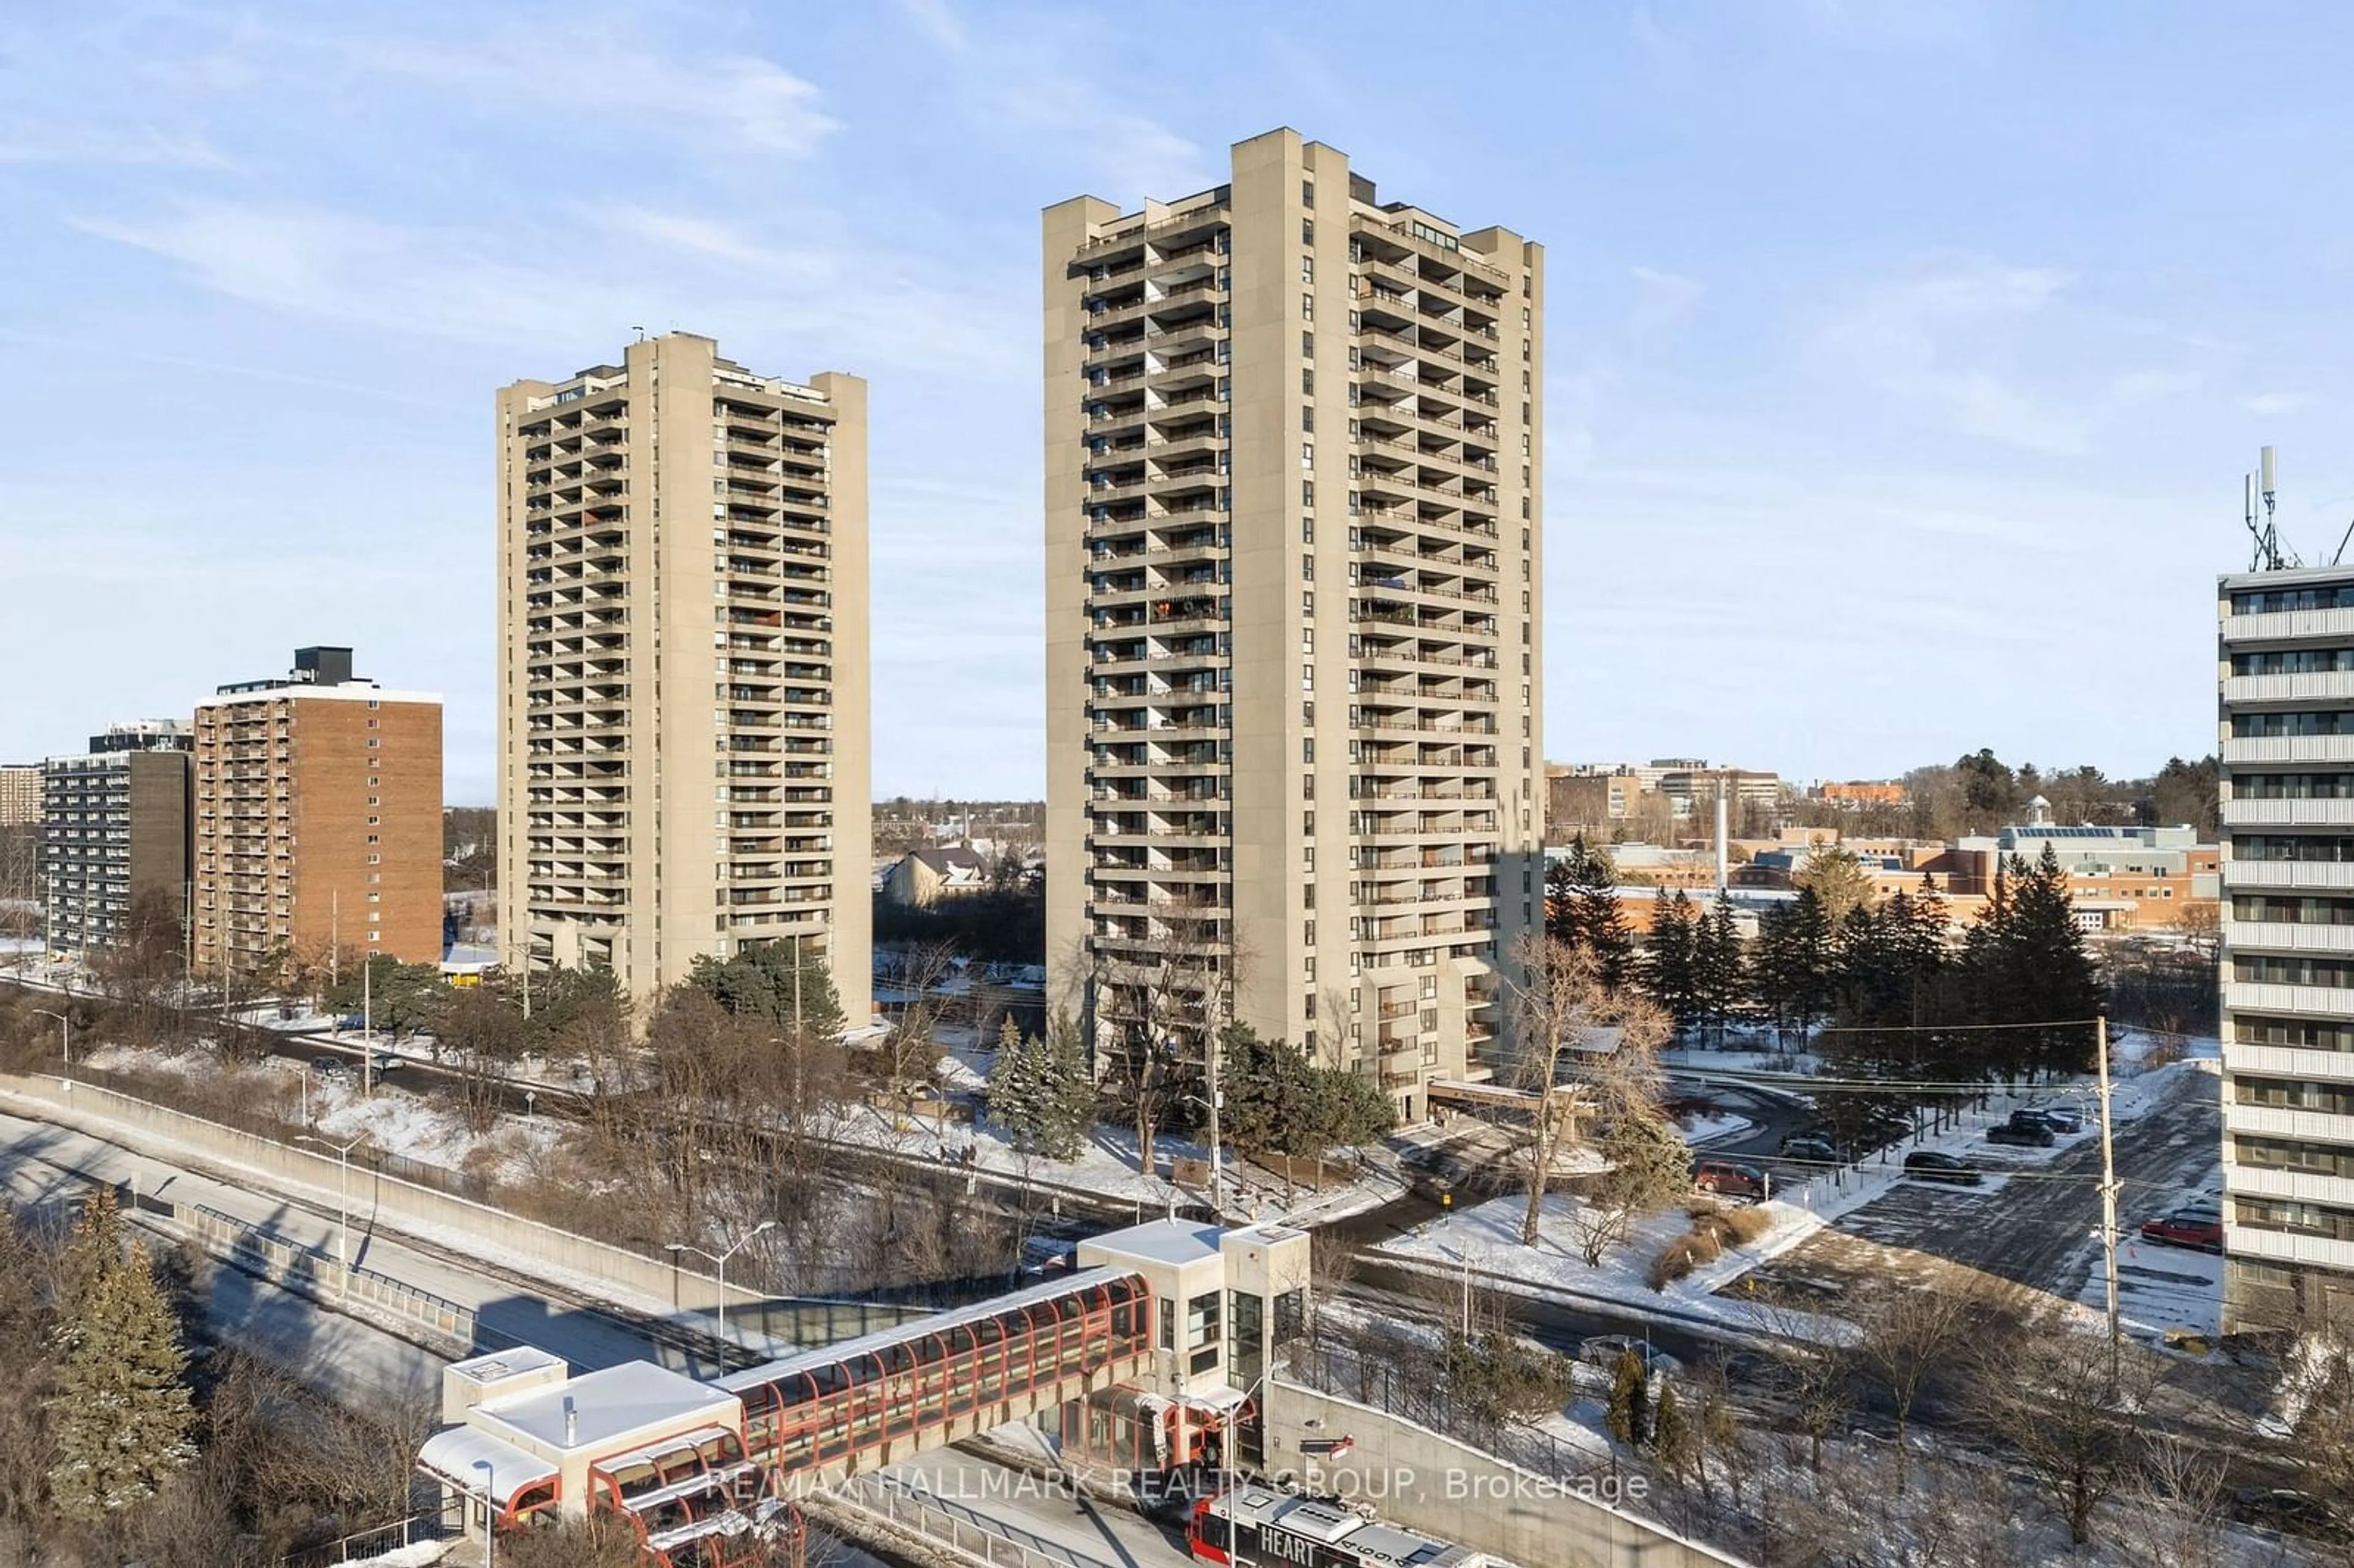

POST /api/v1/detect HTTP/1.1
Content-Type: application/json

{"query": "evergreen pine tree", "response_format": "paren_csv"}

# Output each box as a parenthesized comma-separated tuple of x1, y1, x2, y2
(46, 1200, 195, 1520)
(1036, 1010, 1098, 1162)
(1543, 855, 1579, 945)
(1560, 837, 1637, 991)
(1653, 1380, 1692, 1486)
(986, 1015, 1046, 1151)
(1606, 1350, 1650, 1448)
(1690, 898, 1746, 1045)
(2006, 842, 2106, 1076)
(1643, 891, 1701, 1035)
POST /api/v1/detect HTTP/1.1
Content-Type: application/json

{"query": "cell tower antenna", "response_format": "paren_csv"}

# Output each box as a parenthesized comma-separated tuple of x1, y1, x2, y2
(2247, 445, 2299, 571)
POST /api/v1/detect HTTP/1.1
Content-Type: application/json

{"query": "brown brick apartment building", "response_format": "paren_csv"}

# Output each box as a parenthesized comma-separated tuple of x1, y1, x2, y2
(0, 766, 40, 829)
(192, 648, 443, 975)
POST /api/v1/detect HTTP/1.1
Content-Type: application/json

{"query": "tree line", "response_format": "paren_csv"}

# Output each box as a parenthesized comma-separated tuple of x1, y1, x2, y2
(1548, 836, 2108, 1092)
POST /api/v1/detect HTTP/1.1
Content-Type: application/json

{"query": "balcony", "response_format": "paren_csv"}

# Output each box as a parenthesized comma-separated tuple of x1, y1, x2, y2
(2225, 671, 2354, 705)
(2224, 1040, 2354, 1079)
(2224, 1221, 2354, 1273)
(2222, 607, 2354, 645)
(2223, 859, 2354, 892)
(2223, 736, 2354, 765)
(2225, 979, 2354, 1019)
(2223, 797, 2354, 828)
(2225, 1100, 2354, 1142)
(2226, 1163, 2354, 1211)
(2225, 920, 2354, 954)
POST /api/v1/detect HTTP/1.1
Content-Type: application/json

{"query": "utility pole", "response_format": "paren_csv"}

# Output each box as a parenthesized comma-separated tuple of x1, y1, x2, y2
(2095, 1012, 2121, 1391)
(362, 954, 373, 1096)
(1204, 1026, 1226, 1216)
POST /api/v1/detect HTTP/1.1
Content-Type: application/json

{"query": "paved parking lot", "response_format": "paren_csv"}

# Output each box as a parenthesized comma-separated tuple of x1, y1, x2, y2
(1738, 1067, 2220, 1323)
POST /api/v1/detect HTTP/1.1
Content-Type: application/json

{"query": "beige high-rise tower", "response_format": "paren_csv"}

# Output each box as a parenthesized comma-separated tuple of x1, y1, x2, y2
(495, 333, 870, 1021)
(1045, 129, 1546, 1122)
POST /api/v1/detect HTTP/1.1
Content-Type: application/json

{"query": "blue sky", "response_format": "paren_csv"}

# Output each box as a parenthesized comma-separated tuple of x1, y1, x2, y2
(4, 0, 2348, 804)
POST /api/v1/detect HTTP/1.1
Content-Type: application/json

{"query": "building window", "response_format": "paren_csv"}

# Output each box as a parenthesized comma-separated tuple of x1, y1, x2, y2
(1301, 292, 1314, 321)
(1301, 180, 1314, 208)
(1301, 331, 1314, 359)
(367, 738, 380, 749)
(1301, 255, 1314, 283)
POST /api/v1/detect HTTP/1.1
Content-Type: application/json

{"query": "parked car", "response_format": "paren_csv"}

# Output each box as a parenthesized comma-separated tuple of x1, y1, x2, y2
(1578, 1335, 1682, 1378)
(1987, 1121, 2056, 1148)
(2232, 1486, 2346, 1540)
(2140, 1205, 2225, 1254)
(1778, 1135, 1842, 1164)
(1693, 1159, 1769, 1203)
(2033, 1103, 2086, 1133)
(306, 1055, 346, 1076)
(2006, 1108, 2064, 1133)
(1902, 1151, 1984, 1186)
(367, 1052, 405, 1076)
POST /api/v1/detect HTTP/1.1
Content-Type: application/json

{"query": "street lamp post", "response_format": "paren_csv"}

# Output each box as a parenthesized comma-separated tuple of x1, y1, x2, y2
(667, 1219, 779, 1349)
(31, 1009, 70, 1092)
(473, 1457, 497, 1568)
(296, 1133, 365, 1267)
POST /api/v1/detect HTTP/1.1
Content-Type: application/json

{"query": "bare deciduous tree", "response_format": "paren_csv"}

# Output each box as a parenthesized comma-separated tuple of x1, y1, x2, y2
(1506, 931, 1680, 1257)
(1964, 1312, 2153, 1547)
(1856, 1278, 2016, 1491)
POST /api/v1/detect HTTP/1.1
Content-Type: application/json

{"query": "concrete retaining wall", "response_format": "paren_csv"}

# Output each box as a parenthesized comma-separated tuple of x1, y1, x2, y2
(1263, 1379, 1742, 1568)
(0, 1073, 741, 1319)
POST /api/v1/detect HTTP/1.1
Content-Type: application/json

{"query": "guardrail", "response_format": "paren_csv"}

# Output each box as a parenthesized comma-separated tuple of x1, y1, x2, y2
(275, 1512, 441, 1568)
(834, 1473, 1119, 1568)
(183, 1202, 478, 1342)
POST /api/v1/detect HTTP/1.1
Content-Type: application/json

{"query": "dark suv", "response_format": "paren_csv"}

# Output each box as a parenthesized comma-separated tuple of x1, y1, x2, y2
(1987, 1119, 2056, 1148)
(1902, 1151, 1984, 1186)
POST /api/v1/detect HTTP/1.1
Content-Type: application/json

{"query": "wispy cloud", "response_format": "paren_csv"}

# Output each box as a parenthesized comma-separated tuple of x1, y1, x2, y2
(890, 0, 1209, 196)
(1818, 264, 2094, 453)
(0, 124, 228, 169)
(2245, 390, 2312, 416)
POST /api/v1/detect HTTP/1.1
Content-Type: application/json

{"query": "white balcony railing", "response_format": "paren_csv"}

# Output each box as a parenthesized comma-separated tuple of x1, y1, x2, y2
(2224, 1163, 2354, 1211)
(2223, 736, 2354, 765)
(2223, 1101, 2354, 1143)
(2223, 1220, 2354, 1273)
(2222, 797, 2354, 829)
(2223, 1040, 2354, 1081)
(2222, 859, 2354, 892)
(2224, 671, 2354, 705)
(2226, 921, 2354, 954)
(2223, 607, 2354, 644)
(2223, 980, 2354, 1019)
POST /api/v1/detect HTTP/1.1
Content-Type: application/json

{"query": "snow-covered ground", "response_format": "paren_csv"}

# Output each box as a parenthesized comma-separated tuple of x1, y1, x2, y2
(2082, 1235, 2224, 1342)
(1674, 1109, 1755, 1147)
(1376, 1189, 1853, 1343)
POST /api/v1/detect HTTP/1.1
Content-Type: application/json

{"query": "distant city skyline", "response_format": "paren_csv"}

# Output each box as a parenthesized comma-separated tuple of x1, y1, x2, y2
(7, 2, 2351, 801)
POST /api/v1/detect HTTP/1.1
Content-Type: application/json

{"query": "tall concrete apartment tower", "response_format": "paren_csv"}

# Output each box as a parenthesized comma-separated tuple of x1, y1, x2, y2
(42, 721, 192, 959)
(1045, 129, 1546, 1122)
(192, 648, 444, 973)
(2219, 565, 2354, 1327)
(495, 333, 872, 1020)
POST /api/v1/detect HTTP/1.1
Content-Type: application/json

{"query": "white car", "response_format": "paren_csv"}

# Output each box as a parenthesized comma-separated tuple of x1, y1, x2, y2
(1578, 1335, 1682, 1377)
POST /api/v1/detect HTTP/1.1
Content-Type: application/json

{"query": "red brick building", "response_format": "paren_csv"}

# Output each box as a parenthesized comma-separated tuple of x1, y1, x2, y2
(192, 649, 443, 975)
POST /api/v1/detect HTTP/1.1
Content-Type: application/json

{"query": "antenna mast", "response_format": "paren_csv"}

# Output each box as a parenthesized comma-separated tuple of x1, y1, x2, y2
(2247, 444, 2297, 571)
